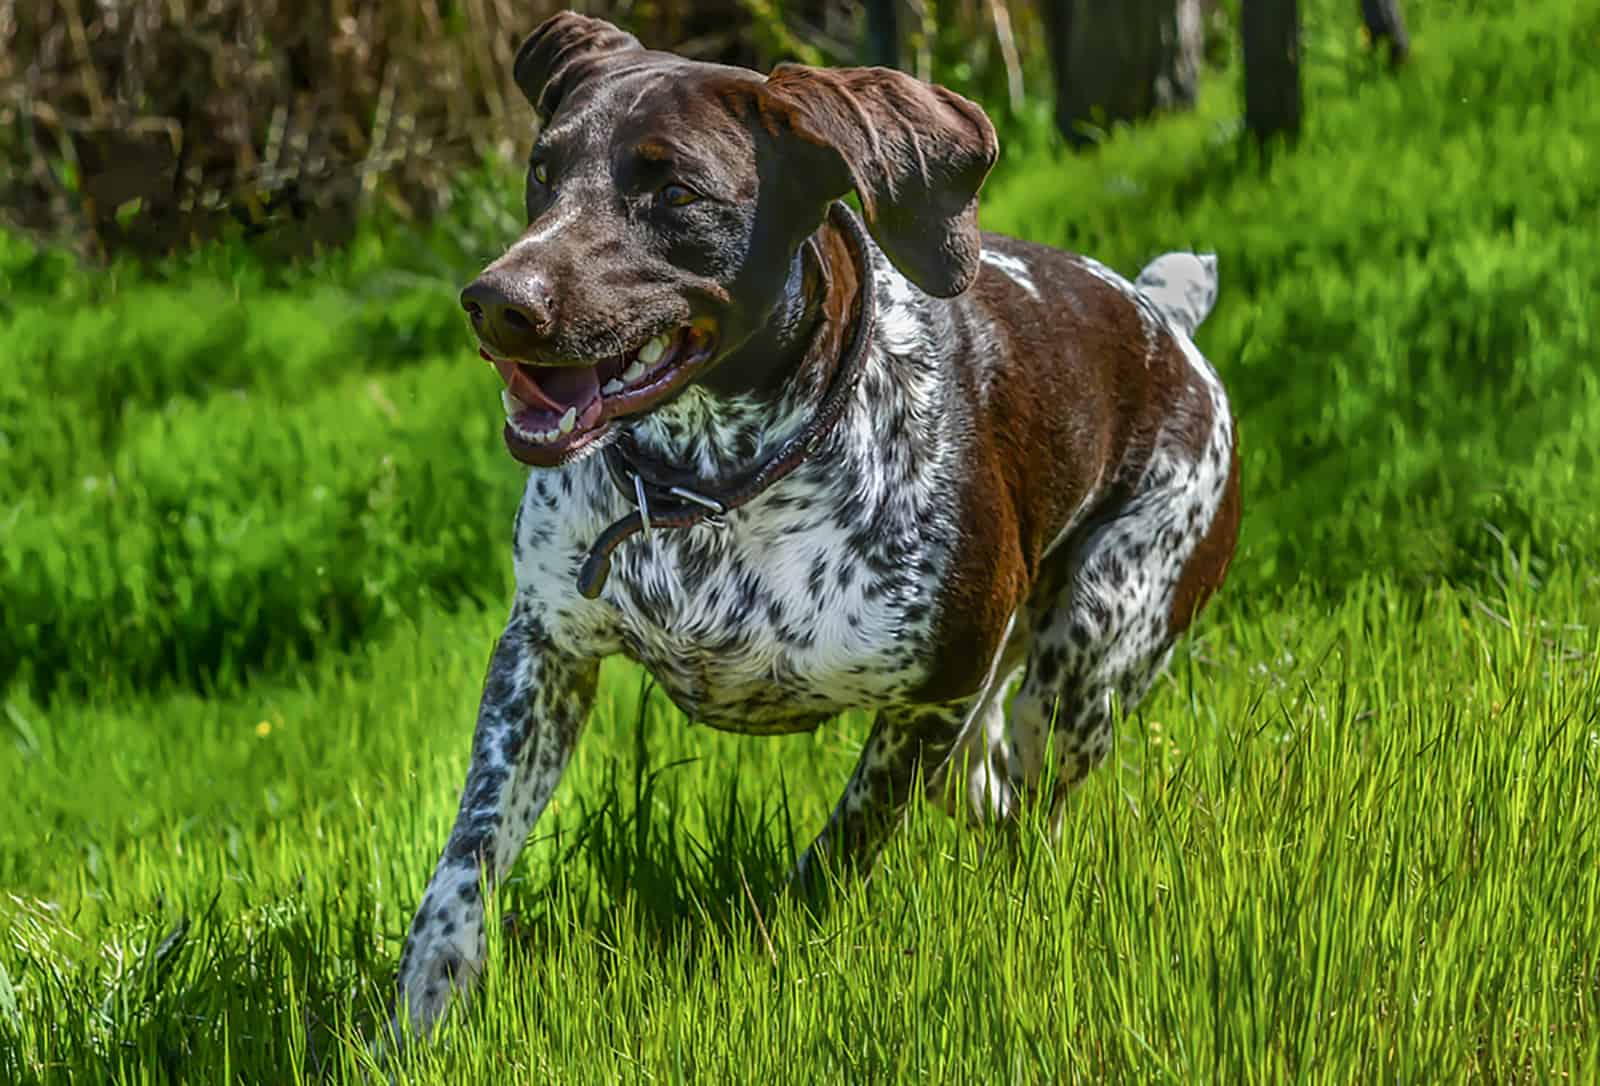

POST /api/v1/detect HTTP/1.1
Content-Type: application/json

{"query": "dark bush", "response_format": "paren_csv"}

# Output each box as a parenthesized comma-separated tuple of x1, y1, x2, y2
(0, 0, 1049, 258)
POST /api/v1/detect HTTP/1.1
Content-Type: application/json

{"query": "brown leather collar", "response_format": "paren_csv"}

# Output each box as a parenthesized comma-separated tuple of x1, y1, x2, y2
(576, 202, 876, 599)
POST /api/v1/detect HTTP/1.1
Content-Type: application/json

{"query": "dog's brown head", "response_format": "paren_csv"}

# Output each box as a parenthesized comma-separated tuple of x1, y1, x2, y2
(461, 12, 998, 466)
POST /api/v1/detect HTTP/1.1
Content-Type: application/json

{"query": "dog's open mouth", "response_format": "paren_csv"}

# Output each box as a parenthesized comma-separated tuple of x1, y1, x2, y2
(482, 321, 718, 466)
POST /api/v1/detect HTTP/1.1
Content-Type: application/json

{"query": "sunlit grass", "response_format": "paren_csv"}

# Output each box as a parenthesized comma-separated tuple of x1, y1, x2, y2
(4, 0, 1600, 1080)
(3, 564, 1597, 1082)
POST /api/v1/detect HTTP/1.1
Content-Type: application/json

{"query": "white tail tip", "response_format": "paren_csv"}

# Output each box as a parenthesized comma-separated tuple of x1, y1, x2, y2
(1135, 252, 1219, 338)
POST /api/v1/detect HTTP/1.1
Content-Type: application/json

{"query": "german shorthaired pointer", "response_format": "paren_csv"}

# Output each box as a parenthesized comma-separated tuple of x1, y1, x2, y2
(389, 11, 1240, 1043)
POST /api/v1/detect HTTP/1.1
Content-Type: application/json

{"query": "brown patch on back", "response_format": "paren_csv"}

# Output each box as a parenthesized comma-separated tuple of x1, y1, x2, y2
(911, 241, 1201, 703)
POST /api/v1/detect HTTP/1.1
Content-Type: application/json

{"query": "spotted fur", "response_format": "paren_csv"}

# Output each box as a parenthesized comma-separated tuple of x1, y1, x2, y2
(389, 611, 595, 1042)
(507, 245, 964, 733)
(393, 235, 1239, 1042)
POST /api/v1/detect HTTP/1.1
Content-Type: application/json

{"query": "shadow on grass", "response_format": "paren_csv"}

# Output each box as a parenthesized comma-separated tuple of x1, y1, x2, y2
(492, 673, 1073, 992)
(0, 883, 402, 1085)
(497, 676, 812, 974)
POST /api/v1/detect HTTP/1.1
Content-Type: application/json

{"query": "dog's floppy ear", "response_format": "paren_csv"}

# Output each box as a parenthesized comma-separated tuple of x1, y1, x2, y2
(514, 12, 643, 122)
(757, 65, 998, 298)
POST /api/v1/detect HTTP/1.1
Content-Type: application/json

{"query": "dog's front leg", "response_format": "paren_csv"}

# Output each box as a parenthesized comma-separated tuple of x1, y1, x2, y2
(791, 701, 969, 896)
(389, 607, 596, 1044)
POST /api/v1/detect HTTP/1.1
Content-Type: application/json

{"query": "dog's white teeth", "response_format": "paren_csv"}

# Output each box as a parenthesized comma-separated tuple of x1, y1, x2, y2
(621, 361, 647, 384)
(637, 333, 670, 365)
(502, 390, 528, 416)
(558, 407, 577, 434)
(517, 424, 554, 444)
(601, 379, 625, 395)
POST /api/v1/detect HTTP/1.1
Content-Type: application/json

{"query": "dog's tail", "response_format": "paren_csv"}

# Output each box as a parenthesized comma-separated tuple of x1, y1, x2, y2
(1135, 252, 1219, 339)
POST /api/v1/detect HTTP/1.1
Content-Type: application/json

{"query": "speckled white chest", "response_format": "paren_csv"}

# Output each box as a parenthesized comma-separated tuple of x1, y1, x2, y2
(508, 257, 963, 733)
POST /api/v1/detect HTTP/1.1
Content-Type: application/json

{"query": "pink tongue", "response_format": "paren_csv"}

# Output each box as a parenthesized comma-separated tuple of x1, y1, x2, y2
(533, 364, 600, 409)
(492, 358, 600, 413)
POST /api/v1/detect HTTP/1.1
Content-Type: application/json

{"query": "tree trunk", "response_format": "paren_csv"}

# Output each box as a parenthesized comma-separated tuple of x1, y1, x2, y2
(864, 0, 901, 69)
(1045, 0, 1203, 149)
(1360, 0, 1410, 67)
(1242, 0, 1302, 146)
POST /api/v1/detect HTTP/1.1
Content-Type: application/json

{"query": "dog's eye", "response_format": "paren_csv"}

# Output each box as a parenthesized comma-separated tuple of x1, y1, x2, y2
(659, 183, 699, 208)
(532, 161, 550, 187)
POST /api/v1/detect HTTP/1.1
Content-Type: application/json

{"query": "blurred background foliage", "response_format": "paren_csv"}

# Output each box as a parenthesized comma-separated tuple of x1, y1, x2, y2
(4, 0, 1595, 703)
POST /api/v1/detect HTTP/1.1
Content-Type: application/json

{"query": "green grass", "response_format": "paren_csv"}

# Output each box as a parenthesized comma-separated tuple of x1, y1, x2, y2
(5, 565, 1597, 1081)
(4, 0, 1599, 1080)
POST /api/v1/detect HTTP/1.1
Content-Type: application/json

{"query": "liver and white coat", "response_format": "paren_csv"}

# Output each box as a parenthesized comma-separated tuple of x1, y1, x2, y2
(388, 12, 1240, 1046)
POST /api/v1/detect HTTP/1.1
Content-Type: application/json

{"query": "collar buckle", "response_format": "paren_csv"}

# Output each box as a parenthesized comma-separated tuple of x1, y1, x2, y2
(666, 486, 726, 515)
(631, 473, 653, 541)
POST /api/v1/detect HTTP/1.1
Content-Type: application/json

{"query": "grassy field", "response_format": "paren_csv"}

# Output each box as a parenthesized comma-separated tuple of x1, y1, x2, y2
(4, 0, 1599, 1080)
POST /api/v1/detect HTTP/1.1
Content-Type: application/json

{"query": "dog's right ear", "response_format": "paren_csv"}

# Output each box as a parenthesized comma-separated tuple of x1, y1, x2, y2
(513, 12, 643, 122)
(739, 65, 998, 298)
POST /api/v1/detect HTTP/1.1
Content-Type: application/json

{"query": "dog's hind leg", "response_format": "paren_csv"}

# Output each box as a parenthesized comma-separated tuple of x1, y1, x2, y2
(1005, 612, 1173, 832)
(1006, 432, 1239, 828)
(387, 606, 597, 1046)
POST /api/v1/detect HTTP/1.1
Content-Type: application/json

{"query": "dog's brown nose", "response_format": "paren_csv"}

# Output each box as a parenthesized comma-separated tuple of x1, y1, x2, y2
(460, 274, 555, 357)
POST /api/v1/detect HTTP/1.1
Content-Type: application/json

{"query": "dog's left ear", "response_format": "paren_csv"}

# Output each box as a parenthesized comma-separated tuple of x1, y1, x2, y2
(757, 65, 999, 298)
(514, 12, 644, 122)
